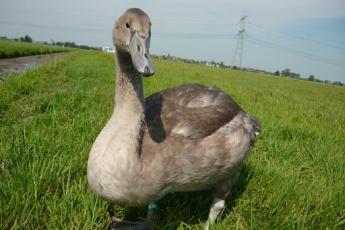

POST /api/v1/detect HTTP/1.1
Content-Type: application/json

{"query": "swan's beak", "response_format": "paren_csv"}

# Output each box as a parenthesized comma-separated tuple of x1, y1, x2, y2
(129, 32, 155, 77)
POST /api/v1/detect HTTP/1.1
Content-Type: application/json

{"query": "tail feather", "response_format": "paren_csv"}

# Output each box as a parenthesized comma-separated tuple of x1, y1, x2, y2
(251, 116, 261, 136)
(243, 114, 261, 144)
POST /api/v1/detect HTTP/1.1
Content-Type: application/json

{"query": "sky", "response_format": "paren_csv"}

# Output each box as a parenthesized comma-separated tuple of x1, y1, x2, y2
(1, 0, 345, 83)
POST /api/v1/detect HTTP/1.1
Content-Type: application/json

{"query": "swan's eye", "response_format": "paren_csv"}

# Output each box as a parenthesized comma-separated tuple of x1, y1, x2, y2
(126, 23, 130, 28)
(137, 45, 141, 52)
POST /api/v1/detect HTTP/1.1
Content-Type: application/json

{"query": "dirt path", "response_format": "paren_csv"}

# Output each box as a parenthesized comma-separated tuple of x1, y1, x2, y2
(0, 53, 66, 80)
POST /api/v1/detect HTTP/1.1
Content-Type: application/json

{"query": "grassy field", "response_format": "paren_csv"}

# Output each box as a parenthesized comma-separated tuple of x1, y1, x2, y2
(0, 40, 71, 58)
(0, 51, 344, 229)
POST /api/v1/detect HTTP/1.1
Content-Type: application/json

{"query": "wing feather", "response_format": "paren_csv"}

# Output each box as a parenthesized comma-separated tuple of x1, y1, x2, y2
(145, 84, 242, 141)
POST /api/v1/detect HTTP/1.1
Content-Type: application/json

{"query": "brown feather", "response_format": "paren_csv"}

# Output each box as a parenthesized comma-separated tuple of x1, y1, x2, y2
(145, 84, 242, 141)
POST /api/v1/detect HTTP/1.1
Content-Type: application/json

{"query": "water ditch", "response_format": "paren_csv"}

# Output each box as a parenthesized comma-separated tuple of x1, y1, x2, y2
(0, 53, 66, 80)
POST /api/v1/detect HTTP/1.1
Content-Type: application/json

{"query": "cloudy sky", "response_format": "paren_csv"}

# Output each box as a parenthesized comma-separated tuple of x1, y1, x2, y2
(1, 0, 345, 82)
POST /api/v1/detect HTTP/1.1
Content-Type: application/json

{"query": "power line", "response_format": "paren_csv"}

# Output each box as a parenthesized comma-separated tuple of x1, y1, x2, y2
(0, 20, 109, 34)
(154, 19, 237, 26)
(0, 20, 236, 40)
(154, 32, 236, 39)
(246, 35, 345, 68)
(247, 36, 344, 67)
(247, 21, 345, 51)
(2, 19, 344, 69)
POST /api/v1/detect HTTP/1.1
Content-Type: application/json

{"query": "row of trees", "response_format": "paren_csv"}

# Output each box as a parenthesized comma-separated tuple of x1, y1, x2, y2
(0, 35, 101, 51)
(0, 35, 34, 43)
(53, 41, 101, 51)
(156, 54, 227, 68)
(155, 54, 344, 87)
(274, 68, 300, 78)
(274, 68, 343, 86)
(20, 35, 33, 43)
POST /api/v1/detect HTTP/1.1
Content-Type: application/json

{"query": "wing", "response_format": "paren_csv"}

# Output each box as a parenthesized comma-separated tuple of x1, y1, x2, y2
(145, 84, 242, 142)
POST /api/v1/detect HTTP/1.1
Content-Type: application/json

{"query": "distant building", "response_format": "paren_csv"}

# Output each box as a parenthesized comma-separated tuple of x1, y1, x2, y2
(102, 46, 115, 53)
(206, 62, 219, 68)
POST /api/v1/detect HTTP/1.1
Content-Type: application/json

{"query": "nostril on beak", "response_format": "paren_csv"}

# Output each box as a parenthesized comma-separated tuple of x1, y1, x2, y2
(144, 66, 149, 74)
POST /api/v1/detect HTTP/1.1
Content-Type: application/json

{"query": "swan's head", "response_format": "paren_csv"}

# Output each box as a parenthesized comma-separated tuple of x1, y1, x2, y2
(113, 8, 154, 77)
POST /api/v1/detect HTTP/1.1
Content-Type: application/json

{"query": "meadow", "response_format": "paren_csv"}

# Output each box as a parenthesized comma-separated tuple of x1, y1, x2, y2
(0, 40, 71, 58)
(0, 51, 344, 229)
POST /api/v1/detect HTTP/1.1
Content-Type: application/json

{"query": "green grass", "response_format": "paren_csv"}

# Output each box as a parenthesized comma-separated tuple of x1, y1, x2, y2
(0, 40, 71, 58)
(0, 51, 344, 229)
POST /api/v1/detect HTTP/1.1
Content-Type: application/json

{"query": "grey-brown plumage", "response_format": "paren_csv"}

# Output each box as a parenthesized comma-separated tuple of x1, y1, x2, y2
(146, 84, 242, 140)
(141, 83, 260, 193)
(87, 8, 260, 229)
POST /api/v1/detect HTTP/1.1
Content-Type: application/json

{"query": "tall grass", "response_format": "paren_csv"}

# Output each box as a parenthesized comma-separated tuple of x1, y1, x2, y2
(0, 40, 71, 58)
(0, 51, 344, 229)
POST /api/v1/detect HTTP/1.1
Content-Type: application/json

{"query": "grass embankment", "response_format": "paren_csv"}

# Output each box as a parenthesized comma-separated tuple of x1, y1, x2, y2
(0, 40, 71, 58)
(0, 51, 344, 229)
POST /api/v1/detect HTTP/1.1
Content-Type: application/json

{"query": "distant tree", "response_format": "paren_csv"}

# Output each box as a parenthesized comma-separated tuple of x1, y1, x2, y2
(64, 42, 77, 48)
(333, 81, 344, 86)
(281, 68, 290, 77)
(20, 35, 32, 43)
(281, 68, 300, 78)
(53, 41, 101, 50)
(294, 73, 300, 78)
(274, 70, 280, 76)
(308, 75, 315, 81)
(26, 35, 32, 42)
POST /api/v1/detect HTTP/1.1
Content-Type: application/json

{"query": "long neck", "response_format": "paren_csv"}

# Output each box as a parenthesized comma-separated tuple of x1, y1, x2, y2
(115, 50, 144, 111)
(105, 49, 146, 167)
(87, 49, 146, 197)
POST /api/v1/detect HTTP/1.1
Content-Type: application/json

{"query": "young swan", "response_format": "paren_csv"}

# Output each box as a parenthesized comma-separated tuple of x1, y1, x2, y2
(87, 8, 260, 230)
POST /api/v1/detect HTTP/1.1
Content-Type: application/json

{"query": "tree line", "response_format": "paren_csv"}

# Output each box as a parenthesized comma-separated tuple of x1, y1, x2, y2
(273, 68, 343, 86)
(0, 35, 101, 51)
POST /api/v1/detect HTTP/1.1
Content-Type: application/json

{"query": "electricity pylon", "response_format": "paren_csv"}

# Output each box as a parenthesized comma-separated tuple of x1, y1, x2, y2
(231, 16, 247, 68)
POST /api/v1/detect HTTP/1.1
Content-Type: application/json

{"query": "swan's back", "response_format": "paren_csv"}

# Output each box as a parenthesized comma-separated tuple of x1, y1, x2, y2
(145, 84, 245, 141)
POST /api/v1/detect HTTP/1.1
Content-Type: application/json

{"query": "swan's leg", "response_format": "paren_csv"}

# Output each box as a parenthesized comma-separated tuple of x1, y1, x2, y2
(204, 197, 225, 230)
(108, 206, 155, 230)
(109, 218, 153, 230)
(204, 171, 240, 230)
(147, 202, 159, 221)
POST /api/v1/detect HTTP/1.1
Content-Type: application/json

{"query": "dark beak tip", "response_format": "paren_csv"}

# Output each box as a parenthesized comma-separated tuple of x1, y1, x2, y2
(142, 66, 155, 77)
(142, 71, 155, 77)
